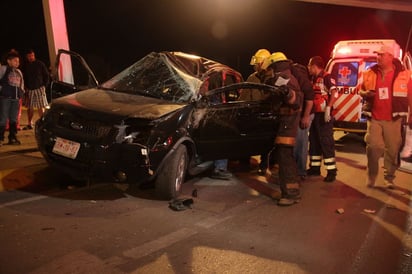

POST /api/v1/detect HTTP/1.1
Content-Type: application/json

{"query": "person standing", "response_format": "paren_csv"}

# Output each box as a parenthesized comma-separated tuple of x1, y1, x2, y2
(21, 49, 49, 130)
(306, 56, 338, 182)
(238, 49, 274, 174)
(0, 51, 25, 146)
(290, 61, 314, 181)
(360, 45, 412, 188)
(261, 52, 304, 206)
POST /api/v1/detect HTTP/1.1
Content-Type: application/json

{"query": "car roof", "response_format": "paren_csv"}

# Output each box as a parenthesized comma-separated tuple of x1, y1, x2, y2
(162, 51, 242, 80)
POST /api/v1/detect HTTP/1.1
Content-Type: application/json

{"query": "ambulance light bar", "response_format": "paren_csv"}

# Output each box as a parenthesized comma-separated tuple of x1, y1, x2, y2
(331, 39, 402, 60)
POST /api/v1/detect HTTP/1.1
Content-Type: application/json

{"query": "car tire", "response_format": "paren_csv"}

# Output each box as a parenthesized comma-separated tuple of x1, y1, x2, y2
(155, 144, 188, 200)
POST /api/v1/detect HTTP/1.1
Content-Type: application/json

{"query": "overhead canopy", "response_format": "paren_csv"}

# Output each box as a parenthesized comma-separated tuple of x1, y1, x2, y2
(295, 0, 412, 12)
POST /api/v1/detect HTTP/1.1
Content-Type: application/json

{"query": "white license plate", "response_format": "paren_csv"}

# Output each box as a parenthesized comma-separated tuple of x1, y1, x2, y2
(52, 137, 81, 159)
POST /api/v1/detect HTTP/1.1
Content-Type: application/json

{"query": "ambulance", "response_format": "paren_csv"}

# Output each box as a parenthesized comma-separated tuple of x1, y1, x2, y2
(325, 39, 412, 133)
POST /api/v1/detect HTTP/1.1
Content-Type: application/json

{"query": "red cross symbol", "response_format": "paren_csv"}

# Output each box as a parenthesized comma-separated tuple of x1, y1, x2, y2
(339, 66, 351, 78)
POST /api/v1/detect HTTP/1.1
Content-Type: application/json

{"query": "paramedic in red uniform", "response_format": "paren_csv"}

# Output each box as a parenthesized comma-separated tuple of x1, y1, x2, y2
(360, 45, 412, 188)
(306, 56, 338, 182)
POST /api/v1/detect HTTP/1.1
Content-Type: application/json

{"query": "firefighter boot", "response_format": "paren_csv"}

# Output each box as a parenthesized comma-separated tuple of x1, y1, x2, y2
(306, 166, 321, 176)
(324, 169, 337, 183)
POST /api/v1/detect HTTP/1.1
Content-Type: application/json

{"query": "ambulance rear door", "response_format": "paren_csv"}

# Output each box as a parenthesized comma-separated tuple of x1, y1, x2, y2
(326, 57, 376, 133)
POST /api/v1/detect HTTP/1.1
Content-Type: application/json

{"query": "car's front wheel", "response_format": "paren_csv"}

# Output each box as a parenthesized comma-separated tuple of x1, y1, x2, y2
(155, 144, 188, 200)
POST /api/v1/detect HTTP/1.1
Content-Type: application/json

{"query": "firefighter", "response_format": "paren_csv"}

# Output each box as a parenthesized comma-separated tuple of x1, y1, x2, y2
(238, 49, 275, 173)
(360, 45, 412, 188)
(306, 56, 338, 182)
(261, 52, 304, 206)
(238, 48, 271, 101)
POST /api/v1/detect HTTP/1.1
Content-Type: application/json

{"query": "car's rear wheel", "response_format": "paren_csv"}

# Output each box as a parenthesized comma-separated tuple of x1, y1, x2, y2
(155, 144, 188, 200)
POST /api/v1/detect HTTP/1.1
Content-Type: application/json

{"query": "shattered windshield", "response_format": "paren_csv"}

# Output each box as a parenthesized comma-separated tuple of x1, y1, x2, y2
(100, 52, 202, 103)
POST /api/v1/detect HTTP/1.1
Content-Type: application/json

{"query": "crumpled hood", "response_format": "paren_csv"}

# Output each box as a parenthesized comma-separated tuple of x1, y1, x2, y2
(52, 88, 186, 120)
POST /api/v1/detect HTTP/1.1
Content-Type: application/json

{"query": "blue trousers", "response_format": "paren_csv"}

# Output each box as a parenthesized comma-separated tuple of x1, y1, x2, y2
(0, 97, 20, 141)
(293, 113, 314, 176)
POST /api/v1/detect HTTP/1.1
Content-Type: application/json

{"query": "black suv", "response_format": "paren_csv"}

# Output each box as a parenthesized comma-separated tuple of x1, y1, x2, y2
(35, 50, 284, 199)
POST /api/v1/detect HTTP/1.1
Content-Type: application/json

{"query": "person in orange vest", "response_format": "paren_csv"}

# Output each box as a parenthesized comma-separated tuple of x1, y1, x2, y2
(360, 44, 412, 188)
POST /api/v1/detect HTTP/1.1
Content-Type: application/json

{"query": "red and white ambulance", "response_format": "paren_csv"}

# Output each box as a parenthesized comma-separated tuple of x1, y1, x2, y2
(326, 39, 412, 133)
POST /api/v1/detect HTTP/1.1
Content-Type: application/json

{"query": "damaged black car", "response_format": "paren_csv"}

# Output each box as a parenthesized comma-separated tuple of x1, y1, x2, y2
(35, 50, 285, 199)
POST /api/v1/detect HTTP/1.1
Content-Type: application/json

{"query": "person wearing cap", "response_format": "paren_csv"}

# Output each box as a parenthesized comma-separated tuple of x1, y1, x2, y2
(261, 52, 304, 206)
(0, 50, 25, 146)
(360, 45, 412, 189)
(306, 56, 338, 182)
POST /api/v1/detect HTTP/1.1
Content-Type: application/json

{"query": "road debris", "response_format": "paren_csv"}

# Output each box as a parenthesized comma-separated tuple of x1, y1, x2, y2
(169, 198, 194, 211)
(41, 227, 56, 232)
(336, 208, 345, 214)
(363, 209, 376, 214)
(385, 204, 397, 209)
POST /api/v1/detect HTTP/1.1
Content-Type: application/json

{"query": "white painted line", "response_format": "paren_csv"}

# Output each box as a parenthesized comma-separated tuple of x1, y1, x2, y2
(0, 195, 48, 208)
(120, 197, 265, 261)
(195, 215, 233, 229)
(123, 227, 198, 259)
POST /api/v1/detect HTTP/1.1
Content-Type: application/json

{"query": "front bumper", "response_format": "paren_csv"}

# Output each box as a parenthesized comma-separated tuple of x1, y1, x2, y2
(35, 124, 155, 183)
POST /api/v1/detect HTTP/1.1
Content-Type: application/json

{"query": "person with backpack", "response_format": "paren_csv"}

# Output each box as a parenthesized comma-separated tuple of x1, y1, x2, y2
(0, 51, 25, 146)
(306, 56, 338, 182)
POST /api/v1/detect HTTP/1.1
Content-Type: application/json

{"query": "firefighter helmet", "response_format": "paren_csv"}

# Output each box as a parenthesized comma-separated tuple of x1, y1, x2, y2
(250, 49, 271, 65)
(261, 52, 288, 70)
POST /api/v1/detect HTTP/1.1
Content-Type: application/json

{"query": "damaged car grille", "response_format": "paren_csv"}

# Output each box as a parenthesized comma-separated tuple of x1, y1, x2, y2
(52, 111, 112, 138)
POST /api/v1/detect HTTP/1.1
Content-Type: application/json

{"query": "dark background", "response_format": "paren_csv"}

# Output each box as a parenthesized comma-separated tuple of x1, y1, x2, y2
(1, 0, 411, 81)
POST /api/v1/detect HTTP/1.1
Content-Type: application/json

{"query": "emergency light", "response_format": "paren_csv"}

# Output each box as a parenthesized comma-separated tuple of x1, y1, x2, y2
(331, 39, 402, 60)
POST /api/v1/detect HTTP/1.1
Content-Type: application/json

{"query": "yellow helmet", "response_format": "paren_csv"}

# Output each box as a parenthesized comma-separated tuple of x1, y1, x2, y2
(250, 49, 271, 65)
(261, 52, 288, 70)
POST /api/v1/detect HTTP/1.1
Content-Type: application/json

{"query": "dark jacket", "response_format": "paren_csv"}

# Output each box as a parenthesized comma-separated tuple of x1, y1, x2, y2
(22, 59, 50, 90)
(0, 66, 25, 99)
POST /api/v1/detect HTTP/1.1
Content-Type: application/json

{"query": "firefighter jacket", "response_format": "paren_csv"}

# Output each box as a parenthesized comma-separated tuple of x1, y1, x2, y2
(264, 63, 303, 146)
(361, 60, 412, 118)
(238, 70, 271, 101)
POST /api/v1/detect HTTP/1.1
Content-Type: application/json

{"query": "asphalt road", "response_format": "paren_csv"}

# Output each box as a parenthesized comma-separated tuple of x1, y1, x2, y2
(0, 115, 411, 273)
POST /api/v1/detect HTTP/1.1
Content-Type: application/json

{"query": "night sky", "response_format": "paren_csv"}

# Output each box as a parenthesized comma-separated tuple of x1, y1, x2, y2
(1, 0, 411, 81)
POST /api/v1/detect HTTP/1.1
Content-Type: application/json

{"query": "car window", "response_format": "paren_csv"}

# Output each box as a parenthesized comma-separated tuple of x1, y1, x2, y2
(101, 52, 202, 103)
(57, 52, 98, 89)
(224, 74, 240, 101)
